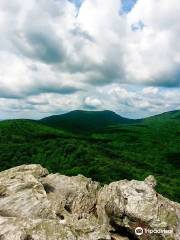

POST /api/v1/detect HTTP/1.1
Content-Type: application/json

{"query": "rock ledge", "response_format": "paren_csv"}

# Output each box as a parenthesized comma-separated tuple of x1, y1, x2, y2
(0, 164, 179, 240)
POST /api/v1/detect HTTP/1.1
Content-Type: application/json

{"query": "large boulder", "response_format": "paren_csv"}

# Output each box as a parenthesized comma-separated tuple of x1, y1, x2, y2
(0, 165, 53, 219)
(0, 165, 179, 240)
(97, 176, 180, 240)
(40, 173, 100, 216)
(0, 165, 110, 240)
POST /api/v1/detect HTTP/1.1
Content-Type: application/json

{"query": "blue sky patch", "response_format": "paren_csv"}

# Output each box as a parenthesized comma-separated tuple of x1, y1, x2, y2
(122, 0, 138, 13)
(68, 0, 83, 8)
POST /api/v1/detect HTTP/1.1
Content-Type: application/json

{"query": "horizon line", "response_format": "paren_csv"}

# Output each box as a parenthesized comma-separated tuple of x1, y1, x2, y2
(0, 109, 179, 122)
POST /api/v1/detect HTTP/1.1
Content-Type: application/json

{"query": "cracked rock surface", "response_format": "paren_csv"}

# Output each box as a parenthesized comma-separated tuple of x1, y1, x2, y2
(0, 164, 179, 240)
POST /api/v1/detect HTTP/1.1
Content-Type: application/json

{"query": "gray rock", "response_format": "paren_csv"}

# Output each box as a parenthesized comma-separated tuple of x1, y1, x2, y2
(41, 173, 100, 216)
(97, 179, 180, 239)
(0, 164, 179, 240)
(145, 175, 157, 187)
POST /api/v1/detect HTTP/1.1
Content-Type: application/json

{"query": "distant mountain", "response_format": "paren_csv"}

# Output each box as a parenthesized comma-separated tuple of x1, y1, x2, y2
(40, 110, 135, 133)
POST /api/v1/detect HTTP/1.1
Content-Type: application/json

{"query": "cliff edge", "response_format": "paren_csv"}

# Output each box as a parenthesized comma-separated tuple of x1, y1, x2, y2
(0, 164, 179, 240)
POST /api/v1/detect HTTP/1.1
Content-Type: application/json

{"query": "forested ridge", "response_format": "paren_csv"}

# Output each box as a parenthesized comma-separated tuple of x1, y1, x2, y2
(0, 110, 179, 202)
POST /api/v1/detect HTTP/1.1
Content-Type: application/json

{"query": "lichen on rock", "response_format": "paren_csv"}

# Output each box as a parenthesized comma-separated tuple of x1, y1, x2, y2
(0, 164, 179, 240)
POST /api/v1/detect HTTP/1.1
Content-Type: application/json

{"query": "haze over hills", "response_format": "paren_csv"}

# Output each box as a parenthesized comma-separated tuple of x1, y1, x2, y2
(0, 109, 179, 202)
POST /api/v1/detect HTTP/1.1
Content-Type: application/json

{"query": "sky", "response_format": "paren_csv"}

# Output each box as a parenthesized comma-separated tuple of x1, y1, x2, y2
(0, 0, 179, 119)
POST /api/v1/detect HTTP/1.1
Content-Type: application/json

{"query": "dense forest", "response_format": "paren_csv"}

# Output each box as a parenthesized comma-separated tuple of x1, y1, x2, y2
(0, 110, 179, 202)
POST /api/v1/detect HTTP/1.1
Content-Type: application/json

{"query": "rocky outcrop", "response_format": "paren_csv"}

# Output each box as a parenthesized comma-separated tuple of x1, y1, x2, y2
(0, 165, 179, 240)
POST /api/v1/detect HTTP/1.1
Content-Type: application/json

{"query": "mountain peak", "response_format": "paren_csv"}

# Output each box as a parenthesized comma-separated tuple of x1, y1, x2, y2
(62, 109, 119, 115)
(40, 109, 133, 133)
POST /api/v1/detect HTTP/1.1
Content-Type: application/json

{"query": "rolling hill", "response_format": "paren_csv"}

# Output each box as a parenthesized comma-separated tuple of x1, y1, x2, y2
(0, 119, 70, 143)
(0, 110, 179, 202)
(40, 110, 136, 133)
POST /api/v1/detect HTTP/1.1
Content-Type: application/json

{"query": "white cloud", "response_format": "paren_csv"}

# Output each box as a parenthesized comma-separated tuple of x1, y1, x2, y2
(0, 0, 179, 118)
(125, 0, 180, 85)
(84, 96, 102, 109)
(142, 87, 159, 95)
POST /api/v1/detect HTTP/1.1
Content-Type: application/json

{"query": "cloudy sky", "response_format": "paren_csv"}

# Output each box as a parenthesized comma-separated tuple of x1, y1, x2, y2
(0, 0, 179, 119)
